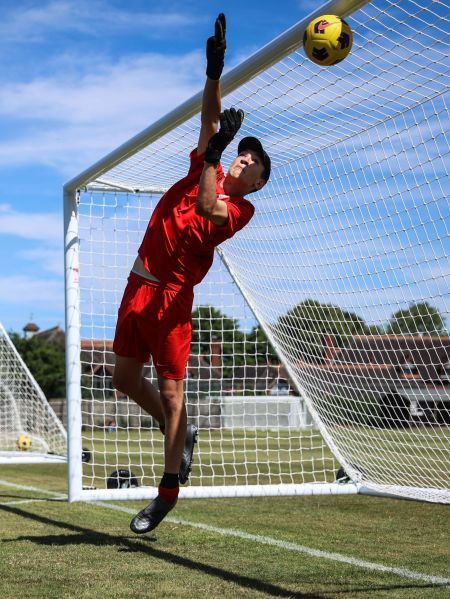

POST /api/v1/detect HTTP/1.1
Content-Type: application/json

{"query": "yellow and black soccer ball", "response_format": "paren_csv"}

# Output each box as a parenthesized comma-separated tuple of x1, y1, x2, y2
(17, 434, 32, 451)
(303, 15, 353, 66)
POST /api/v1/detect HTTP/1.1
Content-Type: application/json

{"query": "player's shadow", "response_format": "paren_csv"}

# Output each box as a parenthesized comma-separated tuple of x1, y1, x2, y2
(5, 532, 116, 547)
(1, 502, 447, 598)
(0, 502, 322, 598)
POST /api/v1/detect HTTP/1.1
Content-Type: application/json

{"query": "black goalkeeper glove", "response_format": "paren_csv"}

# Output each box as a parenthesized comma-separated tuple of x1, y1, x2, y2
(205, 108, 244, 165)
(206, 13, 226, 80)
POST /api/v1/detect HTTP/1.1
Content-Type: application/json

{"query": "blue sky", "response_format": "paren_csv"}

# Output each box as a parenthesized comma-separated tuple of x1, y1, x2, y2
(0, 0, 314, 334)
(2, 0, 448, 339)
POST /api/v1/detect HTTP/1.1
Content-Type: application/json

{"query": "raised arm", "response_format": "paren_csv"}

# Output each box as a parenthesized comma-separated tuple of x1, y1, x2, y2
(196, 15, 244, 226)
(196, 108, 244, 225)
(197, 79, 221, 156)
(197, 14, 226, 155)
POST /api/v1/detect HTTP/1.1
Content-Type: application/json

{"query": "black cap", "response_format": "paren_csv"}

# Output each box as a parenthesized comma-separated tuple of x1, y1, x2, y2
(237, 136, 271, 182)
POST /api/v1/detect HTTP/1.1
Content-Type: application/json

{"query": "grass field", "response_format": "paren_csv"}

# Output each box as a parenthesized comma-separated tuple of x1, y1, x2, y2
(1, 462, 449, 598)
(80, 428, 338, 489)
(79, 427, 450, 494)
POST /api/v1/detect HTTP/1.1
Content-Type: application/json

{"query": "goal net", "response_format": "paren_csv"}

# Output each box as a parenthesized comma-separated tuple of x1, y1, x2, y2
(0, 322, 67, 463)
(64, 0, 449, 503)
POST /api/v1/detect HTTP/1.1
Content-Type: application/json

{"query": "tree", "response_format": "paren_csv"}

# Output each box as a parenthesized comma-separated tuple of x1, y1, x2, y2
(191, 306, 280, 368)
(386, 302, 447, 336)
(191, 306, 246, 375)
(275, 299, 369, 363)
(10, 333, 66, 398)
(366, 324, 384, 335)
(244, 326, 278, 365)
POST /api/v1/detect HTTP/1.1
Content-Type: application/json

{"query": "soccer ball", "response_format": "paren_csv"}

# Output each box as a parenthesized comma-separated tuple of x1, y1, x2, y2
(17, 434, 32, 451)
(303, 15, 353, 66)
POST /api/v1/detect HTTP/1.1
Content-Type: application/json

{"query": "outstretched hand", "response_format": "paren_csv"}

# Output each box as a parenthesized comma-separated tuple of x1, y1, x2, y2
(204, 107, 244, 165)
(206, 13, 226, 80)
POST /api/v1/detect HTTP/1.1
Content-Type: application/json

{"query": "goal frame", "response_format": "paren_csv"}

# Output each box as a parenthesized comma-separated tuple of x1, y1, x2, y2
(0, 322, 67, 464)
(64, 0, 442, 503)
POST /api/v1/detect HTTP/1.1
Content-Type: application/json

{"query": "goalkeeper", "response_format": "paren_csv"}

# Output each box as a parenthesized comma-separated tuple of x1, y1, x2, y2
(112, 13, 271, 534)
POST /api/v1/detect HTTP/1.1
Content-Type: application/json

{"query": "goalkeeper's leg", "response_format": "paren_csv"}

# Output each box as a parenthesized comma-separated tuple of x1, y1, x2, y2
(113, 355, 165, 426)
(114, 357, 197, 485)
(130, 377, 197, 534)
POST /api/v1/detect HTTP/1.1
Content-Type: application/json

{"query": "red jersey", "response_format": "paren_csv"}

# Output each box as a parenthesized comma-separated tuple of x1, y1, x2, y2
(138, 149, 255, 288)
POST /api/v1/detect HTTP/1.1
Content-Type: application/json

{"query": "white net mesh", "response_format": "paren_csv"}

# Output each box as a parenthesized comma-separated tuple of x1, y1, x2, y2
(0, 322, 67, 460)
(70, 0, 449, 502)
(77, 191, 335, 492)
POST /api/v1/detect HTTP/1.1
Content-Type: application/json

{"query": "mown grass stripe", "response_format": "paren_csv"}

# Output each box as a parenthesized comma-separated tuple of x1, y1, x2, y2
(1, 478, 448, 588)
(0, 479, 65, 497)
(95, 501, 450, 588)
(0, 497, 66, 506)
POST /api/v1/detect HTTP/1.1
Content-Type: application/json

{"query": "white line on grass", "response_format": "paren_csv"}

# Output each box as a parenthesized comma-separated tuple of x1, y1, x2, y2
(0, 479, 449, 588)
(95, 501, 450, 588)
(0, 479, 66, 497)
(0, 497, 66, 506)
(0, 479, 67, 506)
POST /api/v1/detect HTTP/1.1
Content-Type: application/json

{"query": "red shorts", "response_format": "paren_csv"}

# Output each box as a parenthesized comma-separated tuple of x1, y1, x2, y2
(113, 272, 194, 379)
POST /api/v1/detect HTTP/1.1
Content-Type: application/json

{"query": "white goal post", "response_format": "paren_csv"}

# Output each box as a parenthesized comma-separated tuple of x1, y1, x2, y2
(64, 0, 449, 503)
(0, 322, 67, 463)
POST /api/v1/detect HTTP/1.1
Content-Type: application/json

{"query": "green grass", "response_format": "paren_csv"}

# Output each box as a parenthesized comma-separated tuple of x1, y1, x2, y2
(81, 428, 338, 489)
(0, 463, 449, 598)
(80, 427, 450, 494)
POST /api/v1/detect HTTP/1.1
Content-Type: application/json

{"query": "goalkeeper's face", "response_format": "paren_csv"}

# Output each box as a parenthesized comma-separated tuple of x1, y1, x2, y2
(224, 149, 266, 195)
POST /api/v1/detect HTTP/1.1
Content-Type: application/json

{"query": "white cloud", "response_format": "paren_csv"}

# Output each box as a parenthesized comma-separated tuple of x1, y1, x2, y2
(18, 247, 63, 276)
(0, 204, 62, 243)
(0, 52, 202, 124)
(0, 1, 199, 42)
(0, 205, 63, 277)
(0, 51, 203, 174)
(0, 276, 63, 305)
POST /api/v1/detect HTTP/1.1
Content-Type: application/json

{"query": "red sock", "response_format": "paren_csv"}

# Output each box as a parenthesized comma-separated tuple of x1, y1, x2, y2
(158, 485, 179, 504)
